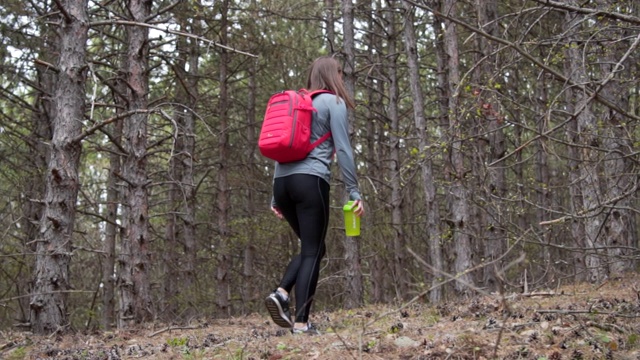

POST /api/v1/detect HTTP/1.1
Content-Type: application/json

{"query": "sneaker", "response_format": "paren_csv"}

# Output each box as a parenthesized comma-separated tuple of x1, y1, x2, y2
(265, 291, 292, 328)
(292, 323, 320, 335)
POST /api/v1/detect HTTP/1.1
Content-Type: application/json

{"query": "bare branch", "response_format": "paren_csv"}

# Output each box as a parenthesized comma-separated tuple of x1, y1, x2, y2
(406, 0, 640, 124)
(90, 20, 258, 58)
(145, 0, 181, 22)
(532, 0, 640, 25)
(506, 30, 640, 167)
(73, 109, 150, 143)
(34, 59, 59, 73)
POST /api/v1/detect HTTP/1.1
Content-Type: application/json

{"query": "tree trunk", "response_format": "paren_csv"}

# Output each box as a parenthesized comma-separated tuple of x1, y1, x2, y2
(325, 0, 335, 51)
(163, 177, 178, 317)
(342, 0, 364, 309)
(383, 1, 408, 302)
(216, 0, 232, 316)
(242, 59, 258, 309)
(534, 71, 552, 282)
(596, 2, 635, 274)
(21, 29, 55, 326)
(563, 96, 587, 280)
(564, 3, 606, 282)
(474, 0, 506, 292)
(102, 118, 122, 330)
(163, 8, 200, 320)
(402, 0, 443, 303)
(602, 118, 634, 275)
(102, 33, 130, 329)
(442, 0, 473, 296)
(181, 15, 199, 311)
(432, 2, 452, 299)
(364, 1, 386, 303)
(118, 0, 153, 326)
(30, 0, 88, 334)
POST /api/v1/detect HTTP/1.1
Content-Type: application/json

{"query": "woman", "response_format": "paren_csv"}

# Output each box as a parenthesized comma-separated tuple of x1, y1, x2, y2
(265, 56, 365, 334)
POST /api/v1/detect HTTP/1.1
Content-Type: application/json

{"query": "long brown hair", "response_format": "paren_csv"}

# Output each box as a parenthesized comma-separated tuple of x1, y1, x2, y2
(306, 56, 356, 109)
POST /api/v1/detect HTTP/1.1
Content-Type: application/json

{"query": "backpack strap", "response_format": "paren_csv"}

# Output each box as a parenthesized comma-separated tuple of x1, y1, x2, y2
(304, 89, 333, 150)
(310, 132, 332, 149)
(307, 89, 332, 98)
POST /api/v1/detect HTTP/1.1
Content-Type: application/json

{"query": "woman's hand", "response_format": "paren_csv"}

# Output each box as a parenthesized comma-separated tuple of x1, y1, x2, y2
(353, 200, 365, 217)
(271, 206, 284, 220)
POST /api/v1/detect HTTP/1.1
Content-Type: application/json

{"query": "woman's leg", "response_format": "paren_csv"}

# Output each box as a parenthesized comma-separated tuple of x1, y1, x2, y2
(273, 177, 301, 294)
(273, 174, 330, 324)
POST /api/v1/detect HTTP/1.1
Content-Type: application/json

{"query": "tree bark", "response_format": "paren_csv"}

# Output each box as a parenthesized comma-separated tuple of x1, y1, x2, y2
(180, 8, 199, 306)
(342, 0, 364, 309)
(564, 2, 606, 282)
(534, 63, 552, 282)
(442, 0, 474, 296)
(216, 0, 232, 316)
(363, 0, 387, 303)
(163, 6, 200, 320)
(475, 0, 506, 292)
(433, 3, 452, 299)
(596, 0, 635, 274)
(21, 23, 55, 326)
(242, 59, 258, 309)
(102, 117, 122, 330)
(118, 0, 153, 326)
(383, 1, 408, 302)
(30, 0, 88, 334)
(402, 0, 443, 303)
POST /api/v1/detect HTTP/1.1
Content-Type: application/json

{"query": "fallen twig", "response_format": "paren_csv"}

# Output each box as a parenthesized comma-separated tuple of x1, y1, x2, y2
(147, 325, 199, 338)
(0, 341, 16, 351)
(585, 321, 626, 333)
(518, 292, 560, 297)
(535, 309, 639, 318)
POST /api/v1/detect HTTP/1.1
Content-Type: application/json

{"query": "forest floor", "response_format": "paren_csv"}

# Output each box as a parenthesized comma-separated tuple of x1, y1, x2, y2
(2, 274, 640, 360)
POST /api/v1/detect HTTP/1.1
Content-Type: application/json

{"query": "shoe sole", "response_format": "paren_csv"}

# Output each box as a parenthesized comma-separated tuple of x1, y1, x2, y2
(265, 295, 292, 328)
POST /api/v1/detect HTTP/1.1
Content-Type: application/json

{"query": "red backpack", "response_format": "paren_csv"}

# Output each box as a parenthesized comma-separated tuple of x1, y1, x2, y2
(258, 89, 332, 163)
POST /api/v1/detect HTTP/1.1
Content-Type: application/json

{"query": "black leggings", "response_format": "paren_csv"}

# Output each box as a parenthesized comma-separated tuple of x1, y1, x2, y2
(273, 174, 330, 323)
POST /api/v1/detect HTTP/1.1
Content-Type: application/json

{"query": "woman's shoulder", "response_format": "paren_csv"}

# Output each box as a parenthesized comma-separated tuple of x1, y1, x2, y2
(314, 91, 336, 99)
(314, 92, 345, 108)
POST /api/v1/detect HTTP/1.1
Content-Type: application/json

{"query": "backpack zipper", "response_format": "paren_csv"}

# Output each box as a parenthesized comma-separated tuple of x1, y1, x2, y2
(289, 92, 297, 148)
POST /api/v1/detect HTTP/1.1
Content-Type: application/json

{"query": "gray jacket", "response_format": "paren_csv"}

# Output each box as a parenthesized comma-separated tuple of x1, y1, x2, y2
(272, 92, 361, 206)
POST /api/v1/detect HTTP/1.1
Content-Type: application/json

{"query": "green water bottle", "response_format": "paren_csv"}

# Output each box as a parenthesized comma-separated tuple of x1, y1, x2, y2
(343, 200, 361, 236)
